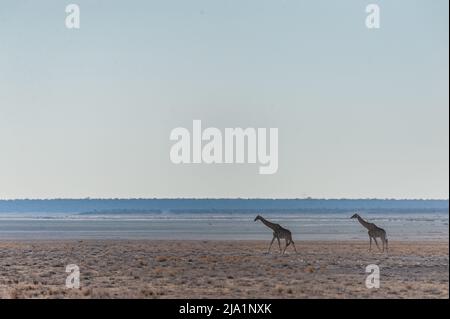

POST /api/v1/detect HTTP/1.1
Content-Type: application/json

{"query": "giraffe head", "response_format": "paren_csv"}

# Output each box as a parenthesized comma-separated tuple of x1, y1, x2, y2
(254, 215, 262, 222)
(351, 213, 359, 219)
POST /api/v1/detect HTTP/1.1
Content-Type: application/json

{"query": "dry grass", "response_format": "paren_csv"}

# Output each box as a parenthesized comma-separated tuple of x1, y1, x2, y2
(0, 240, 448, 299)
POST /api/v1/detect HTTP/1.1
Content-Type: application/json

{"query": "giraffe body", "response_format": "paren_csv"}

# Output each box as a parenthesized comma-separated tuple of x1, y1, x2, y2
(254, 215, 297, 254)
(351, 213, 388, 252)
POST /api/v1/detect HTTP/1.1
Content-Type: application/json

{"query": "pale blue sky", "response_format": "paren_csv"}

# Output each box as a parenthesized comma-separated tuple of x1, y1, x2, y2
(0, 0, 448, 199)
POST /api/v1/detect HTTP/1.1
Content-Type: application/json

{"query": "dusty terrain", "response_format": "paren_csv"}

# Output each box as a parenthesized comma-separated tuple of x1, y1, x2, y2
(0, 240, 448, 299)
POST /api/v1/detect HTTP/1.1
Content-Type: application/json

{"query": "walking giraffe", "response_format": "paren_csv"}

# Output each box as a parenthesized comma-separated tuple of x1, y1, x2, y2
(351, 213, 388, 252)
(254, 215, 297, 254)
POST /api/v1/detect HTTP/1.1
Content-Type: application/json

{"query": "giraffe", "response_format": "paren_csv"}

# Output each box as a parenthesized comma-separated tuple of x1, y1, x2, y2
(351, 213, 388, 252)
(254, 215, 297, 254)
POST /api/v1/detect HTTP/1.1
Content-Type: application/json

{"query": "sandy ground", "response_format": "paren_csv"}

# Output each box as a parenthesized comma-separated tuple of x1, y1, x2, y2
(0, 240, 448, 299)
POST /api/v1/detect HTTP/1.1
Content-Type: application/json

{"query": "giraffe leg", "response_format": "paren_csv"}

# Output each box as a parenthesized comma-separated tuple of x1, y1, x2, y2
(374, 238, 381, 251)
(291, 240, 298, 253)
(369, 237, 372, 251)
(282, 239, 290, 254)
(268, 236, 276, 253)
(277, 237, 282, 253)
(382, 235, 388, 253)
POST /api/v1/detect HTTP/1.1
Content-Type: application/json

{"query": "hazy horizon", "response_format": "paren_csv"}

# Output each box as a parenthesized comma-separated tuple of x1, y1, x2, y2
(0, 197, 449, 201)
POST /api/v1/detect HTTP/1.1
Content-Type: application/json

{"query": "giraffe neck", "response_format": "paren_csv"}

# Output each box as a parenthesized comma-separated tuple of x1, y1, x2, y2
(357, 216, 372, 230)
(259, 217, 278, 231)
